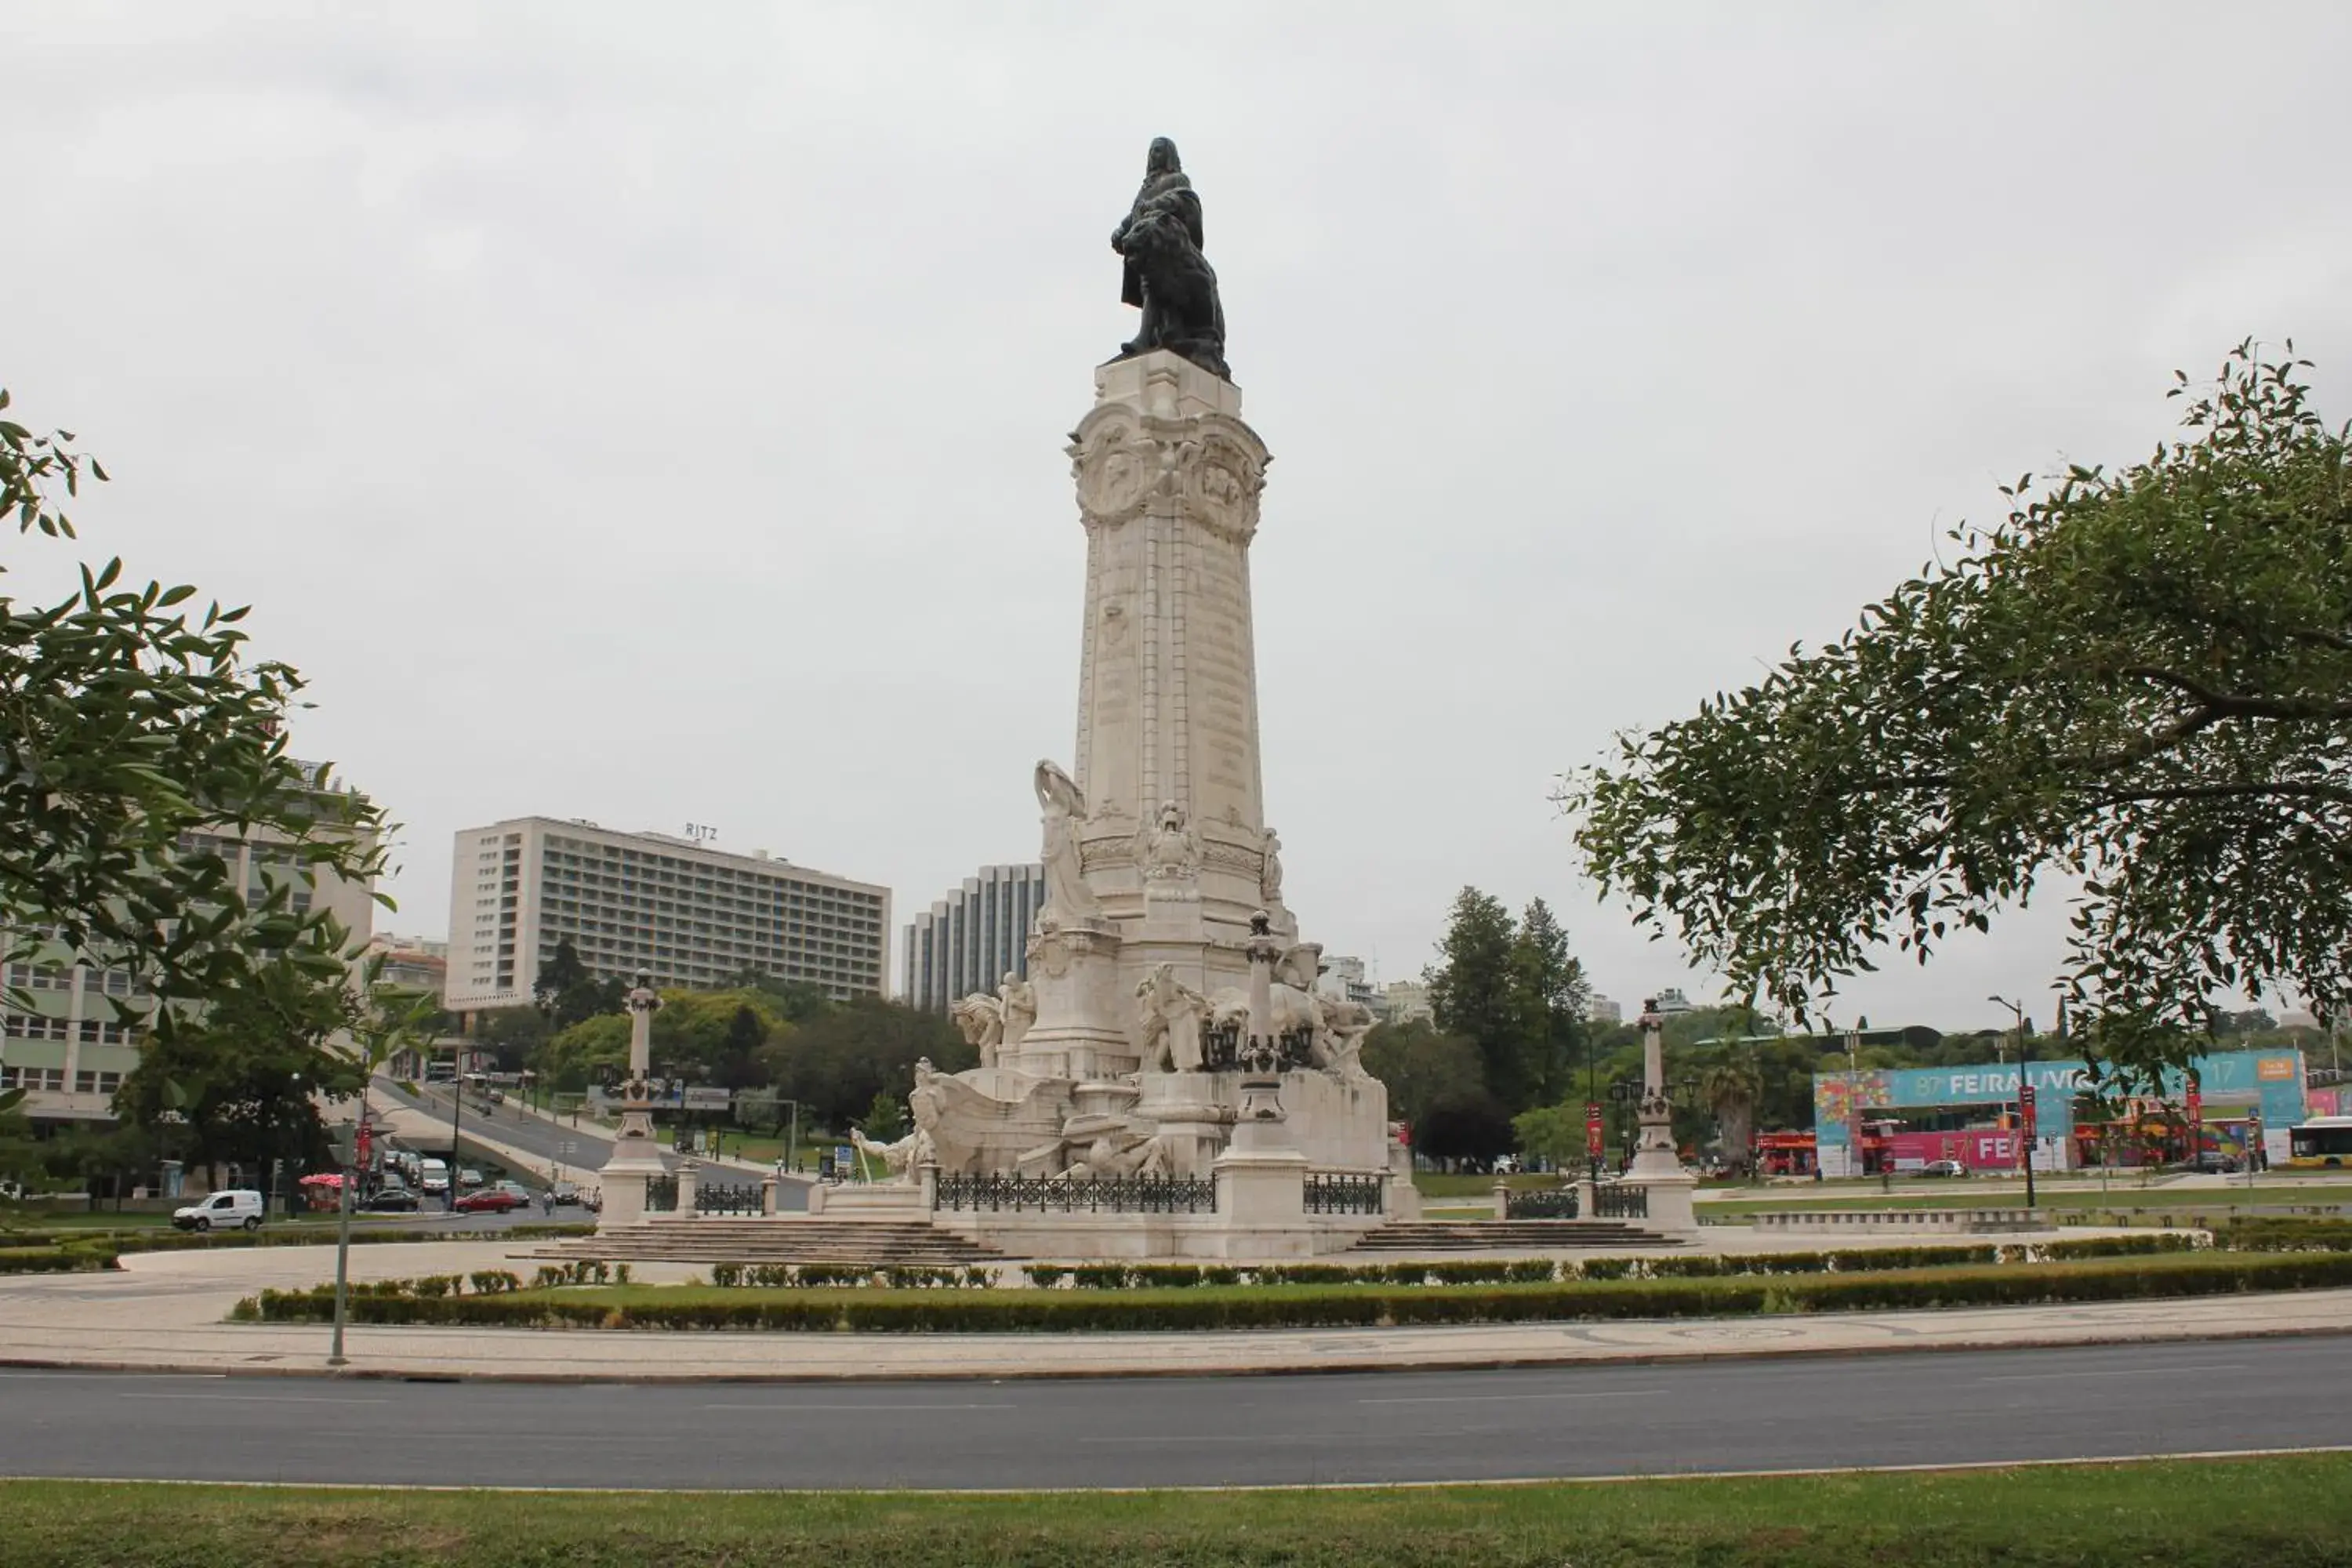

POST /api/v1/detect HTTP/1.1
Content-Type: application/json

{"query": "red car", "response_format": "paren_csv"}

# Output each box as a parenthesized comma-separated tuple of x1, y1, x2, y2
(452, 1185, 530, 1213)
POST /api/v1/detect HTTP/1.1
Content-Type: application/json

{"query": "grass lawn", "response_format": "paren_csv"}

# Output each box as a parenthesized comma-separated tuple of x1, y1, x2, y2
(5, 1454, 2350, 1566)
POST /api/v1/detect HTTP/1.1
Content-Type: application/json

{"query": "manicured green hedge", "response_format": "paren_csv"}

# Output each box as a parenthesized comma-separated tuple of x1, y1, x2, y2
(234, 1250, 2352, 1333)
(2220, 1218, 2352, 1252)
(0, 1244, 121, 1275)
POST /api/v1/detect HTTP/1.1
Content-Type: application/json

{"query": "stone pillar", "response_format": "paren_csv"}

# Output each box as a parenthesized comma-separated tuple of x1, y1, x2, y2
(918, 1160, 939, 1213)
(1624, 1000, 1699, 1233)
(595, 973, 669, 1234)
(1212, 913, 1309, 1237)
(760, 1176, 779, 1218)
(677, 1160, 699, 1216)
(1491, 1180, 1512, 1220)
(1575, 1178, 1599, 1220)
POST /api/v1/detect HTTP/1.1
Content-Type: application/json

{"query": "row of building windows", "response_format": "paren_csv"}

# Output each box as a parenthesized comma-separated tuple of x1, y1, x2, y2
(0, 1066, 121, 1095)
(3, 964, 152, 998)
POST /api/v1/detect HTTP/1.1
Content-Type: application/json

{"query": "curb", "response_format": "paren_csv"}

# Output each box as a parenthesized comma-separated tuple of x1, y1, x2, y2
(5, 1319, 2349, 1386)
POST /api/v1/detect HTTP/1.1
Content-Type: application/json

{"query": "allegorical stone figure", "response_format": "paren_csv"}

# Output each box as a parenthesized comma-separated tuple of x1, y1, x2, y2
(1035, 759, 1103, 925)
(1110, 136, 1229, 379)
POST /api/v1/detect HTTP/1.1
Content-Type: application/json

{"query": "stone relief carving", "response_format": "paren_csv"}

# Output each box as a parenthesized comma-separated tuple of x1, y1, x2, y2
(1134, 961, 1211, 1073)
(1308, 993, 1377, 1081)
(1035, 758, 1103, 925)
(1138, 800, 1201, 881)
(1259, 826, 1284, 904)
(997, 971, 1036, 1052)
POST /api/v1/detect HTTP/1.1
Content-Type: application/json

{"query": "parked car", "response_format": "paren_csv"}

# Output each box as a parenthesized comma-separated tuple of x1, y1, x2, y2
(362, 1187, 420, 1213)
(2183, 1151, 2242, 1174)
(452, 1185, 529, 1214)
(458, 1168, 485, 1189)
(419, 1159, 449, 1193)
(172, 1189, 264, 1232)
(1920, 1160, 1969, 1178)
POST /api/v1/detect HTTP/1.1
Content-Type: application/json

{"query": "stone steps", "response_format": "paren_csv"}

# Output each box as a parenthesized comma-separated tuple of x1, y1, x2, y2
(531, 1219, 1005, 1268)
(1347, 1220, 1682, 1253)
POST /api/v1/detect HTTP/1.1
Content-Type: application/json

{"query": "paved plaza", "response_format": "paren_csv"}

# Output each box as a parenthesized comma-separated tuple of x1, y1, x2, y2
(3, 1236, 2347, 1385)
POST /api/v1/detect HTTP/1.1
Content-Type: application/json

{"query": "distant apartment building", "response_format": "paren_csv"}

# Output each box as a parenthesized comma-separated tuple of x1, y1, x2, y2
(365, 933, 448, 1000)
(441, 818, 891, 1014)
(1377, 981, 1435, 1026)
(2, 763, 379, 1129)
(1654, 987, 1695, 1014)
(1588, 996, 1624, 1025)
(1313, 955, 1381, 1011)
(902, 864, 1046, 1014)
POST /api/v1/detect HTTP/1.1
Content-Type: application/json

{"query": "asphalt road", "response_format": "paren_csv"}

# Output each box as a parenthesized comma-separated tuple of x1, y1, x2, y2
(4, 1336, 2347, 1490)
(370, 1079, 809, 1212)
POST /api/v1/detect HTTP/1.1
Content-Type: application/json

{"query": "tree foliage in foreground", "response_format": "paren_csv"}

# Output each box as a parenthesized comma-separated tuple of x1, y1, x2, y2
(1564, 344, 2351, 1086)
(2, 386, 386, 1036)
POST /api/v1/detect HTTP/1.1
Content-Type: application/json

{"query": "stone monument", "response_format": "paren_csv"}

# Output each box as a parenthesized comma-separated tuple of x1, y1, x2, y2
(1622, 999, 1699, 1232)
(594, 974, 670, 1230)
(898, 139, 1401, 1245)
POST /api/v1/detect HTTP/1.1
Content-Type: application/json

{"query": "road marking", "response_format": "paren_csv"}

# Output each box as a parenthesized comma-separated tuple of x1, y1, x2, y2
(117, 1392, 388, 1406)
(691, 1410, 1016, 1420)
(1973, 1363, 2249, 1384)
(1359, 1388, 1666, 1406)
(15, 1443, 2352, 1494)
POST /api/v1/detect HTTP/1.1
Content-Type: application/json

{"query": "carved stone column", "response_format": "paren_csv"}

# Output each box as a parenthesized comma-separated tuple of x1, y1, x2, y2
(596, 974, 668, 1232)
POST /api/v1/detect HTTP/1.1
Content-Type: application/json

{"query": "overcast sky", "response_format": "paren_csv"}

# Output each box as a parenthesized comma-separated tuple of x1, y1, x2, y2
(10, 4, 2350, 1038)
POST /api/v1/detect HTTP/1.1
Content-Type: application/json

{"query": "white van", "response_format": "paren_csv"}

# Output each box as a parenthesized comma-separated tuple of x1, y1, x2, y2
(419, 1159, 450, 1194)
(172, 1189, 264, 1232)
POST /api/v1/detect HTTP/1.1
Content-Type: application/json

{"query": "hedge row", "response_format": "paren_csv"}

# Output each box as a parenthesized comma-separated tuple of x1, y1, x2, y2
(708, 1263, 993, 1290)
(0, 1244, 121, 1276)
(233, 1251, 2352, 1333)
(0, 1221, 593, 1257)
(2221, 1218, 2352, 1252)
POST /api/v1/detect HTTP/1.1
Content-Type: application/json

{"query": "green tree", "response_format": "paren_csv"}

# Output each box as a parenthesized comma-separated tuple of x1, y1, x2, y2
(1359, 1020, 1486, 1135)
(1697, 1046, 1764, 1174)
(761, 997, 968, 1131)
(532, 938, 622, 1029)
(535, 1014, 631, 1093)
(2, 387, 387, 1036)
(115, 959, 368, 1189)
(1427, 887, 1536, 1111)
(1564, 344, 2352, 1088)
(857, 1089, 906, 1142)
(1508, 898, 1591, 1105)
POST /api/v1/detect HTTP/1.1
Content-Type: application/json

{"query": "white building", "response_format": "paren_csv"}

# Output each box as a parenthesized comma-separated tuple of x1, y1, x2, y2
(442, 817, 890, 1013)
(1314, 955, 1381, 1011)
(1654, 987, 1695, 1014)
(1588, 996, 1624, 1025)
(902, 863, 1045, 1013)
(2, 764, 379, 1127)
(1377, 980, 1434, 1025)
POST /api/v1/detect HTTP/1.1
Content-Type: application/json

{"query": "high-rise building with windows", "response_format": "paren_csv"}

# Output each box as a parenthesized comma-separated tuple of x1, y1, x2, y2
(441, 818, 890, 1014)
(1, 762, 379, 1129)
(902, 863, 1046, 1014)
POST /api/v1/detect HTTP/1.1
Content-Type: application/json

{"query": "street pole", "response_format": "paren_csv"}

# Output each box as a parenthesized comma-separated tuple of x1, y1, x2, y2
(1990, 996, 2032, 1205)
(1846, 1023, 1863, 1183)
(445, 1046, 464, 1214)
(327, 1149, 353, 1367)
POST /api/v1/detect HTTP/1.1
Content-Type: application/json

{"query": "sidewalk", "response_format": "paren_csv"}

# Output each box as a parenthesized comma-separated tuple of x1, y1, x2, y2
(3, 1240, 2349, 1384)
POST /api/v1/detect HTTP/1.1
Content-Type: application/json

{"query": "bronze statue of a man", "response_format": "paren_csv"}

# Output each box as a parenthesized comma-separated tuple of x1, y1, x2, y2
(1109, 136, 1228, 379)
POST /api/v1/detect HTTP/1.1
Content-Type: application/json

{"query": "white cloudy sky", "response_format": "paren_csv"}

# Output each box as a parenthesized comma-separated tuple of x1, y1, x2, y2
(9, 3, 2349, 1036)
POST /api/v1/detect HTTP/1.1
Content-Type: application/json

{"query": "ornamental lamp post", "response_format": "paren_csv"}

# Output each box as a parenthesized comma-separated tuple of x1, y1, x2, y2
(1988, 996, 2035, 1208)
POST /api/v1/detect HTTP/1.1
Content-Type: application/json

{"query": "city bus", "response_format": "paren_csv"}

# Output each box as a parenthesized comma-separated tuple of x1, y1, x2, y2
(2288, 1117, 2352, 1168)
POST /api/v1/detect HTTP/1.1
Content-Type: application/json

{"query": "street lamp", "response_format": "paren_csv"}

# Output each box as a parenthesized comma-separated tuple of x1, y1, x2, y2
(1988, 995, 2036, 1208)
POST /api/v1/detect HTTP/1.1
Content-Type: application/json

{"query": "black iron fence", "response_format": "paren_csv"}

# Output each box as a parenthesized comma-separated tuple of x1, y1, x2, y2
(1593, 1183, 1649, 1220)
(1303, 1173, 1385, 1215)
(1503, 1185, 1580, 1220)
(644, 1174, 679, 1214)
(695, 1182, 762, 1216)
(933, 1174, 1216, 1214)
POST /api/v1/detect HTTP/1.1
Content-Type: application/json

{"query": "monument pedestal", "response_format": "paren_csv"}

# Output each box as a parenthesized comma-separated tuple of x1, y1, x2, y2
(1011, 920, 1134, 1081)
(595, 1152, 664, 1232)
